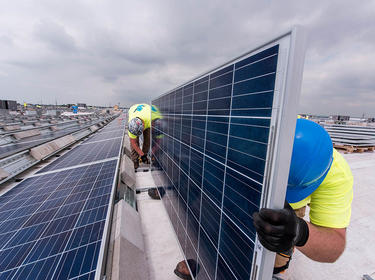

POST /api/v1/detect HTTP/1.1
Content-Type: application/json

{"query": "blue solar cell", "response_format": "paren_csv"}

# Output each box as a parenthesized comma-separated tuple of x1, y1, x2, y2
(209, 71, 233, 89)
(232, 73, 276, 97)
(151, 45, 283, 279)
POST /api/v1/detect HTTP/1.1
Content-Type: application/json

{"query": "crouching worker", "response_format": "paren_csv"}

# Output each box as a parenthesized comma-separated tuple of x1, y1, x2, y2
(128, 103, 160, 169)
(253, 119, 353, 277)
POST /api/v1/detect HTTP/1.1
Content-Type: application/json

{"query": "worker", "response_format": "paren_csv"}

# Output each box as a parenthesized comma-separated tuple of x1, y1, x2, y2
(253, 119, 353, 277)
(128, 103, 161, 169)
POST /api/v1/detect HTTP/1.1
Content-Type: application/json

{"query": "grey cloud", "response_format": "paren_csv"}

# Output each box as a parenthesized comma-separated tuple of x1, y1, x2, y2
(0, 35, 13, 46)
(33, 19, 77, 53)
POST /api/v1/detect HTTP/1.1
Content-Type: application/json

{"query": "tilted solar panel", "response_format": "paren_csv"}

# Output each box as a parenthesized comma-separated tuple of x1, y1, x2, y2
(0, 160, 118, 280)
(36, 138, 122, 173)
(35, 116, 125, 174)
(151, 29, 306, 279)
(83, 131, 124, 144)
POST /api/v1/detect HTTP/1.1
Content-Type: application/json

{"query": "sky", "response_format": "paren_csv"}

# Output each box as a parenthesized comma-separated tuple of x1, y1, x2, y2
(0, 0, 374, 117)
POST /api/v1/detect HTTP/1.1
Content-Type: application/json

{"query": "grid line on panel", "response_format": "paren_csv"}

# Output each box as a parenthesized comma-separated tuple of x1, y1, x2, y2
(227, 146, 266, 162)
(81, 136, 123, 145)
(178, 95, 188, 251)
(196, 72, 211, 272)
(235, 53, 278, 72)
(233, 72, 276, 86)
(213, 63, 236, 280)
(186, 81, 197, 262)
(33, 157, 118, 177)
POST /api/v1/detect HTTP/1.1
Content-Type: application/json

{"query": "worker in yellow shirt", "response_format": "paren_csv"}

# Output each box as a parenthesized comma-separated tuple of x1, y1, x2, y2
(253, 119, 353, 277)
(128, 104, 161, 169)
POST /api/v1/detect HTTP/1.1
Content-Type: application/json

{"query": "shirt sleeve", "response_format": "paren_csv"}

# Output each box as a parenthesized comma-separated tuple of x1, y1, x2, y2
(128, 131, 137, 139)
(309, 150, 353, 228)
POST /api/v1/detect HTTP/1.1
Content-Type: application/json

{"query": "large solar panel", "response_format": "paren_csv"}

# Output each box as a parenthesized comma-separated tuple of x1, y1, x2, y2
(0, 160, 117, 280)
(151, 29, 306, 280)
(0, 114, 126, 279)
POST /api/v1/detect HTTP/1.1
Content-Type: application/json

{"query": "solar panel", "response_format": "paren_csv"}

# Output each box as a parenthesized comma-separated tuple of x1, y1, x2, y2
(37, 138, 122, 173)
(84, 131, 124, 144)
(0, 114, 126, 279)
(35, 115, 126, 174)
(151, 29, 306, 279)
(0, 159, 118, 280)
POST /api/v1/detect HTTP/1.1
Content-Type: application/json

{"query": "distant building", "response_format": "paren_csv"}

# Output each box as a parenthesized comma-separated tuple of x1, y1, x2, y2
(0, 100, 17, 111)
(77, 103, 87, 108)
(332, 115, 350, 121)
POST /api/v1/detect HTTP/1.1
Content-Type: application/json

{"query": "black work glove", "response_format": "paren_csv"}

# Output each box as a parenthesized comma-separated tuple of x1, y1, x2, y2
(252, 202, 309, 252)
(140, 154, 148, 163)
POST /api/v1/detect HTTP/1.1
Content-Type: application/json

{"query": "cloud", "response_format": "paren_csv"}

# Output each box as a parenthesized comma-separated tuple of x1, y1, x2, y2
(33, 19, 78, 53)
(0, 0, 373, 116)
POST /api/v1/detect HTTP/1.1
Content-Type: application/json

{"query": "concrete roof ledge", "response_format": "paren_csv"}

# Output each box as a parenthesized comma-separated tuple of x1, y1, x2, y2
(110, 200, 149, 280)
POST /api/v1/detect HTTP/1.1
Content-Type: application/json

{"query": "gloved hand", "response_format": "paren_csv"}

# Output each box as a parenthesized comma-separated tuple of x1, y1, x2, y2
(140, 154, 149, 163)
(252, 202, 309, 252)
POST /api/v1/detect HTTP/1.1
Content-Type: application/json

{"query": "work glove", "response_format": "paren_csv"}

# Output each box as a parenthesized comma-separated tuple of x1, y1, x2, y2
(252, 202, 309, 252)
(140, 154, 149, 163)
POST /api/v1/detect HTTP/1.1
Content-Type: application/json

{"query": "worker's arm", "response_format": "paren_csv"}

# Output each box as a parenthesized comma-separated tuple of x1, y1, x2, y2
(253, 204, 346, 263)
(130, 138, 144, 157)
(298, 223, 346, 262)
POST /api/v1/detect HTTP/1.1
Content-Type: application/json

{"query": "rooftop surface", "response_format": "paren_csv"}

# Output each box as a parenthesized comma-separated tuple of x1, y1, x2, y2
(135, 151, 375, 280)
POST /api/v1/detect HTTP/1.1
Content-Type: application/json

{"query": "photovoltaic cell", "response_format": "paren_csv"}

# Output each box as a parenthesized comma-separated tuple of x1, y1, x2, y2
(152, 31, 305, 280)
(0, 160, 117, 280)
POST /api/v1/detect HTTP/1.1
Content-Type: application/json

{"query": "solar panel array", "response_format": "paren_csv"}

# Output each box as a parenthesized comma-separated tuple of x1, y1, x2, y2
(0, 114, 126, 280)
(151, 35, 303, 280)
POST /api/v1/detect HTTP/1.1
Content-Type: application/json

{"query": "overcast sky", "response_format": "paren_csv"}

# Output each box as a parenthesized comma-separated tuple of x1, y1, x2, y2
(0, 0, 374, 116)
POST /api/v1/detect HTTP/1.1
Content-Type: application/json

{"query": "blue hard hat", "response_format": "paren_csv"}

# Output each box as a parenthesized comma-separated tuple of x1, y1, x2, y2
(286, 119, 333, 203)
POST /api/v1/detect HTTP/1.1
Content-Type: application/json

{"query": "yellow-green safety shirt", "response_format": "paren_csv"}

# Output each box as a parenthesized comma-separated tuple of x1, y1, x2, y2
(128, 104, 161, 139)
(290, 149, 353, 228)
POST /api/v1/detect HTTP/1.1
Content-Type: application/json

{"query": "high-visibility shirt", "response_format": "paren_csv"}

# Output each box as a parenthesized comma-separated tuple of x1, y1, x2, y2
(290, 149, 353, 228)
(128, 104, 161, 139)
